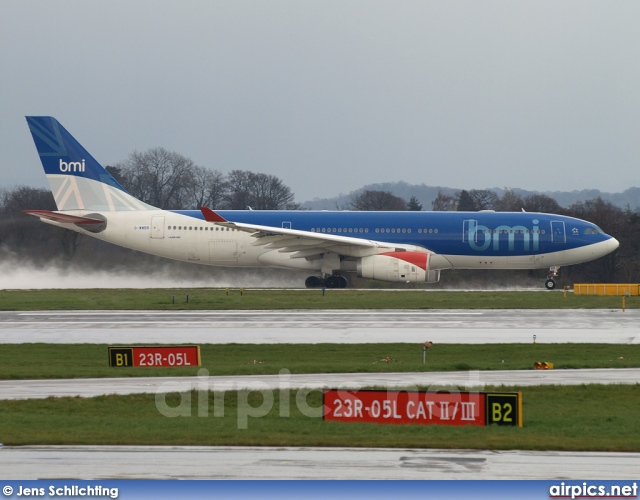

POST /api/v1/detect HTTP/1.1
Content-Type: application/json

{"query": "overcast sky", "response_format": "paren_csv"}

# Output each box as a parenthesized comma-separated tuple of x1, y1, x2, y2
(2, 1, 639, 203)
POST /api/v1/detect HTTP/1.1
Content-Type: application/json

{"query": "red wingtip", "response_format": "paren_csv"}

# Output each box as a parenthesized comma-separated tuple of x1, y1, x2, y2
(200, 207, 228, 223)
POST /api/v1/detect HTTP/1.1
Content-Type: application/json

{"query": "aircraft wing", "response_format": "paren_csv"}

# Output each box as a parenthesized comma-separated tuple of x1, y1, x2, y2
(23, 210, 105, 225)
(200, 207, 429, 259)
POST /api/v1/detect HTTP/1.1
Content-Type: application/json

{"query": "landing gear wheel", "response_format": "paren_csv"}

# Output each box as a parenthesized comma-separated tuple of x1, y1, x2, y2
(545, 279, 557, 290)
(324, 275, 340, 288)
(324, 275, 348, 289)
(305, 276, 323, 288)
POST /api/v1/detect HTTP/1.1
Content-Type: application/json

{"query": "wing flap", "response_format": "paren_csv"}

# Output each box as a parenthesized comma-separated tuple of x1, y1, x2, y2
(254, 237, 327, 249)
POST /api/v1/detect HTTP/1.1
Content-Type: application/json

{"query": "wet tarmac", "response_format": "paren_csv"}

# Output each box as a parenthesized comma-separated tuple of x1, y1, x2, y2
(1, 309, 638, 344)
(1, 446, 639, 480)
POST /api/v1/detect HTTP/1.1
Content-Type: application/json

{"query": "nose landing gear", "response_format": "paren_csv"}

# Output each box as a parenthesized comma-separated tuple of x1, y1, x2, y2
(545, 266, 560, 290)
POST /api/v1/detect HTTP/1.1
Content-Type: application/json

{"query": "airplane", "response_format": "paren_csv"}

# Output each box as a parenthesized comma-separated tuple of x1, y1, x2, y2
(24, 116, 619, 290)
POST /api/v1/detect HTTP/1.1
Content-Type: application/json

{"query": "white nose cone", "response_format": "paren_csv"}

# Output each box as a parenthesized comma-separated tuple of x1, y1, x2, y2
(595, 237, 619, 259)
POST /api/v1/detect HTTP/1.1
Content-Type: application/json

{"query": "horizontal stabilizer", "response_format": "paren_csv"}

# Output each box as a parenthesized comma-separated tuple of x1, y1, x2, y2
(23, 210, 104, 225)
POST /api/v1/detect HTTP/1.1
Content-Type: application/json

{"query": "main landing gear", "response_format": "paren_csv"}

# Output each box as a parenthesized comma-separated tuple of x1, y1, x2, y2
(545, 266, 560, 290)
(305, 275, 348, 289)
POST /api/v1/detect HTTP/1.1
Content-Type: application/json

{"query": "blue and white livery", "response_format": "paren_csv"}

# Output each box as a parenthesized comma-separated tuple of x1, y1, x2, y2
(25, 117, 619, 289)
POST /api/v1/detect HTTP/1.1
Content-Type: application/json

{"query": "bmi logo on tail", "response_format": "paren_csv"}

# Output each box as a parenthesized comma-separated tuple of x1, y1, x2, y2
(59, 159, 85, 173)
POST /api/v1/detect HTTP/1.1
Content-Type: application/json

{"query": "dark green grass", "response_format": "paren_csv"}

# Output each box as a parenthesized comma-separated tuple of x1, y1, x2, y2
(0, 343, 636, 380)
(1, 385, 639, 450)
(0, 289, 636, 310)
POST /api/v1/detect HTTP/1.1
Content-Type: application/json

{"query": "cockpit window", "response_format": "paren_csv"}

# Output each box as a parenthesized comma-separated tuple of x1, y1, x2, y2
(584, 226, 602, 235)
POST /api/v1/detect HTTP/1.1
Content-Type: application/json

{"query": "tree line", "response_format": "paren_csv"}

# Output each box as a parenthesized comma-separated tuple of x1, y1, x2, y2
(1, 148, 638, 287)
(107, 148, 298, 210)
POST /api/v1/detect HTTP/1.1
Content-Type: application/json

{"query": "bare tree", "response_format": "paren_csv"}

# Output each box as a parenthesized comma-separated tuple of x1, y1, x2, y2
(223, 170, 254, 210)
(0, 186, 56, 214)
(224, 170, 297, 210)
(495, 189, 525, 212)
(187, 166, 228, 209)
(115, 148, 196, 209)
(432, 190, 457, 211)
(249, 172, 297, 209)
(350, 190, 407, 211)
(522, 194, 563, 214)
(469, 189, 499, 211)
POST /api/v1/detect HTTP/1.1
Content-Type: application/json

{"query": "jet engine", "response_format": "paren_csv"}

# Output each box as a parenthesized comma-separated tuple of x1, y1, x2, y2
(357, 252, 440, 283)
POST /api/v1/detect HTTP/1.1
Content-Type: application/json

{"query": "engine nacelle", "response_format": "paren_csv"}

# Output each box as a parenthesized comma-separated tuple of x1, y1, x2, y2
(357, 252, 440, 283)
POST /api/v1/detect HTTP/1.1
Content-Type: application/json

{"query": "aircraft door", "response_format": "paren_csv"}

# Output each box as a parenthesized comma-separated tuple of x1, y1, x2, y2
(151, 216, 165, 239)
(551, 221, 566, 243)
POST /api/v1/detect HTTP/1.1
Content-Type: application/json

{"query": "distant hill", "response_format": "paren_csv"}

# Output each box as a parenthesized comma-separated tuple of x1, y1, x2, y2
(301, 182, 640, 211)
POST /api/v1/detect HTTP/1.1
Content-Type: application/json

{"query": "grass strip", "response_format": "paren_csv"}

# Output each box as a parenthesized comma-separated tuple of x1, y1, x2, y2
(1, 384, 639, 451)
(0, 289, 637, 310)
(0, 343, 637, 380)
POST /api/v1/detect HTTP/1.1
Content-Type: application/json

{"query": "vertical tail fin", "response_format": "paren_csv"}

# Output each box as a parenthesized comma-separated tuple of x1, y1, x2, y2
(26, 116, 155, 211)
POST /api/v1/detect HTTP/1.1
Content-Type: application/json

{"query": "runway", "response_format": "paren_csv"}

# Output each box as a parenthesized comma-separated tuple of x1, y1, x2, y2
(2, 368, 640, 400)
(1, 445, 639, 480)
(1, 309, 639, 344)
(1, 308, 639, 480)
